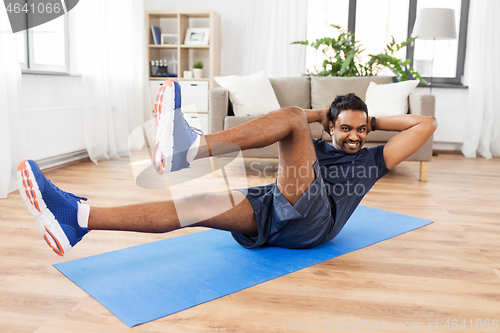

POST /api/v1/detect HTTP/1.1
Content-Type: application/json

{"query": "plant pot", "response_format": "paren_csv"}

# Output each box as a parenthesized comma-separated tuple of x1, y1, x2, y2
(193, 68, 203, 79)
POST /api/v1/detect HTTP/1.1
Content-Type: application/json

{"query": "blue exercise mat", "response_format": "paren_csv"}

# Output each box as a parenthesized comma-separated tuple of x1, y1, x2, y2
(54, 205, 432, 327)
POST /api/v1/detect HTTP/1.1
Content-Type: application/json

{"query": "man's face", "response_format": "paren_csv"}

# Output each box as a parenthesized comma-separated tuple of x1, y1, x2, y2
(329, 109, 368, 154)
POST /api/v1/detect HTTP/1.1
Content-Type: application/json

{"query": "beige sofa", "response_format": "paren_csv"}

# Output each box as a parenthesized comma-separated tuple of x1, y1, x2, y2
(209, 76, 435, 181)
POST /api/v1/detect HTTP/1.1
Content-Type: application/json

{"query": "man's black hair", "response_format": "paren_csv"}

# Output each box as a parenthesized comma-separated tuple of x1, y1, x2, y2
(329, 93, 368, 123)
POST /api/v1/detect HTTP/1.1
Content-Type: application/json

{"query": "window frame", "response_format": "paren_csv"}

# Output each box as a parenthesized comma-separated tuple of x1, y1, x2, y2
(345, 0, 469, 86)
(18, 11, 71, 74)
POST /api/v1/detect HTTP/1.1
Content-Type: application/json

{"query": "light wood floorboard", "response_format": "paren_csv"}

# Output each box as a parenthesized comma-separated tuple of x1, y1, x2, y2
(1, 153, 499, 332)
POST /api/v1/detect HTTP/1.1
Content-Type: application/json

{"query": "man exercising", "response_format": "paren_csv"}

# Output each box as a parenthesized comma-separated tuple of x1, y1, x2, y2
(18, 79, 436, 256)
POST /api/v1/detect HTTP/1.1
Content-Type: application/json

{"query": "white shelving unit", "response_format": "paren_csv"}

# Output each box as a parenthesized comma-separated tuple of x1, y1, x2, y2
(146, 10, 219, 131)
(146, 10, 220, 89)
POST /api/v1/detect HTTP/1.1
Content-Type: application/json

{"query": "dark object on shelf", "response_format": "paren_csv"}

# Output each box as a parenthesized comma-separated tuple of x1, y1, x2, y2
(150, 59, 178, 77)
(150, 64, 167, 77)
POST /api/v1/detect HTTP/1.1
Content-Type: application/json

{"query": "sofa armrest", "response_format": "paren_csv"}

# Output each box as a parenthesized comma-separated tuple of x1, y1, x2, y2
(209, 87, 229, 134)
(409, 93, 435, 117)
(406, 93, 435, 163)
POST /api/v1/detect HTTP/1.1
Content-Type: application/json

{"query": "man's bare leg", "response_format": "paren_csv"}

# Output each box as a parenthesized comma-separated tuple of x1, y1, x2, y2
(198, 107, 318, 204)
(89, 107, 318, 233)
(89, 190, 258, 236)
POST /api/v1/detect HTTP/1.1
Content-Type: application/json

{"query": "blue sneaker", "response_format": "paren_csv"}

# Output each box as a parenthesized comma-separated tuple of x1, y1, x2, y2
(17, 159, 89, 256)
(153, 79, 203, 175)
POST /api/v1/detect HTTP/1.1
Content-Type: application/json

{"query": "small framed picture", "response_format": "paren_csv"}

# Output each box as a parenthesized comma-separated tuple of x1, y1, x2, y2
(184, 28, 210, 45)
(161, 34, 178, 45)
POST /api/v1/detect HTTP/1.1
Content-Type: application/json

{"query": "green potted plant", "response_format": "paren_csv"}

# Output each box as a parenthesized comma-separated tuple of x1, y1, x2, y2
(292, 25, 426, 83)
(193, 61, 204, 79)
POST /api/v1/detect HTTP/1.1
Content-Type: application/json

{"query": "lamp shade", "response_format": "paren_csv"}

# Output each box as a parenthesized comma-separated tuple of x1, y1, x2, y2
(411, 8, 457, 40)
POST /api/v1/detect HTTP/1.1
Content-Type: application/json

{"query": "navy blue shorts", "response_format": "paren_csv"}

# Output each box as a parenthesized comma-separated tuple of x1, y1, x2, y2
(231, 160, 335, 249)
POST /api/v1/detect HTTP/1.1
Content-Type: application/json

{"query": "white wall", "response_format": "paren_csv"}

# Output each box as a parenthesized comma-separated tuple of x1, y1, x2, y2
(415, 87, 468, 150)
(20, 74, 86, 162)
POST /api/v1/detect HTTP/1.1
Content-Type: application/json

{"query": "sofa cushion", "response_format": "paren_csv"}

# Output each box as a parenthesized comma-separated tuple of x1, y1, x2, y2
(224, 115, 261, 129)
(366, 130, 398, 142)
(310, 76, 393, 109)
(269, 77, 311, 109)
(365, 80, 419, 117)
(214, 71, 281, 117)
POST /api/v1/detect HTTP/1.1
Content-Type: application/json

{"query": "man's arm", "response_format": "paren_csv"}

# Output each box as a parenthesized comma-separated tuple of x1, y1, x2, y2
(368, 115, 437, 170)
(305, 108, 330, 133)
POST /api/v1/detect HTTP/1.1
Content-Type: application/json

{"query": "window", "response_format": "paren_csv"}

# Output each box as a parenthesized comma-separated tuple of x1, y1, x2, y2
(305, 0, 349, 74)
(305, 0, 469, 85)
(409, 0, 467, 84)
(355, 0, 410, 76)
(15, 10, 70, 73)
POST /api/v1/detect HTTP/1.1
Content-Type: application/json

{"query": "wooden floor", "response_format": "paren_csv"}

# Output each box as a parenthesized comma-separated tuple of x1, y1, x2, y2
(1, 153, 499, 332)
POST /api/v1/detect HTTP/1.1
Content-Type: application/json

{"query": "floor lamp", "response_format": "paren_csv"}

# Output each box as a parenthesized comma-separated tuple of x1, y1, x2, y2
(411, 8, 457, 94)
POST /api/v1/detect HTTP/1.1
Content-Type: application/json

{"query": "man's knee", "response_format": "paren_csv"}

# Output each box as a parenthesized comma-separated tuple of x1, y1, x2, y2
(177, 192, 234, 227)
(282, 106, 308, 129)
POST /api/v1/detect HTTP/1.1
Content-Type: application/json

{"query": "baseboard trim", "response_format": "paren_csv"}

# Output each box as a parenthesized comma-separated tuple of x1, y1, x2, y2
(433, 150, 464, 155)
(36, 150, 89, 170)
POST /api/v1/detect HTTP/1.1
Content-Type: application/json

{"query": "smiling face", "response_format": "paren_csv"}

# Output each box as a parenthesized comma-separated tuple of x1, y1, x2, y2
(330, 109, 368, 154)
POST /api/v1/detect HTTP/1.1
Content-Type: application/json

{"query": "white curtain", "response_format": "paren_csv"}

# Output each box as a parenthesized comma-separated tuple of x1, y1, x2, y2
(242, 0, 307, 77)
(73, 0, 147, 163)
(0, 6, 27, 198)
(462, 0, 500, 158)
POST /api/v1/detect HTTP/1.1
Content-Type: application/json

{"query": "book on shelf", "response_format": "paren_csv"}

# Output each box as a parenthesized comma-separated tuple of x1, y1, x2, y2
(150, 25, 161, 45)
